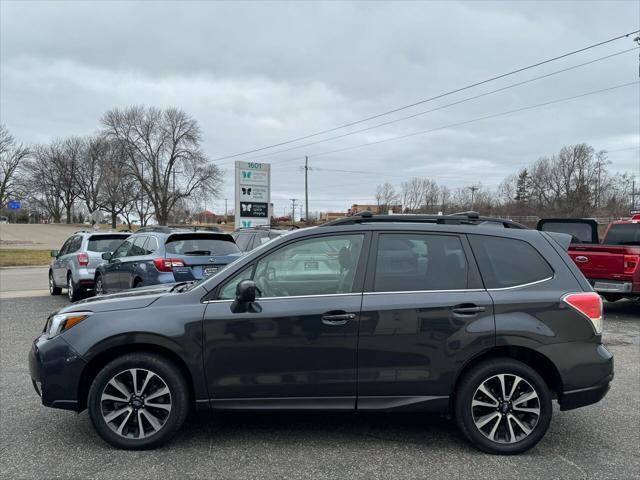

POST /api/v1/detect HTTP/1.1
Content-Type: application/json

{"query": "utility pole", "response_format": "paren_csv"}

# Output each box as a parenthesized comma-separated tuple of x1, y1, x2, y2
(468, 185, 479, 210)
(299, 203, 304, 222)
(290, 198, 297, 227)
(304, 156, 309, 224)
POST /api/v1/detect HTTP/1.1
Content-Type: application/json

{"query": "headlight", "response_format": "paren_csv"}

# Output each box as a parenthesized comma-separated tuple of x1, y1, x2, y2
(46, 312, 92, 339)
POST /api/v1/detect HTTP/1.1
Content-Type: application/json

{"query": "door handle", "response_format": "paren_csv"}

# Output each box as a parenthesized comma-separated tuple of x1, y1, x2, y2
(321, 313, 356, 325)
(452, 305, 485, 315)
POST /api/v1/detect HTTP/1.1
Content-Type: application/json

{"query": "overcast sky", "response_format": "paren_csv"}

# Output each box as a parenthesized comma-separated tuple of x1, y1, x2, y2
(1, 1, 639, 216)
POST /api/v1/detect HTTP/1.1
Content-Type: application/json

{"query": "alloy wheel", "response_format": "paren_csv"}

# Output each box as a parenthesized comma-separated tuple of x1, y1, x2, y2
(100, 369, 172, 439)
(95, 277, 103, 295)
(471, 374, 540, 444)
(67, 277, 74, 301)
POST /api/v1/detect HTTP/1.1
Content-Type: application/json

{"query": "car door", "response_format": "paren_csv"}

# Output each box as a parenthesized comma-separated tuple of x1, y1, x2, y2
(53, 237, 73, 285)
(357, 231, 495, 410)
(118, 235, 148, 289)
(103, 239, 132, 292)
(202, 232, 370, 408)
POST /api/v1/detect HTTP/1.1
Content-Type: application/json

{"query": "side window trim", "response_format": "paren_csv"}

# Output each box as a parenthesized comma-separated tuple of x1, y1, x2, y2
(364, 231, 471, 293)
(206, 231, 372, 302)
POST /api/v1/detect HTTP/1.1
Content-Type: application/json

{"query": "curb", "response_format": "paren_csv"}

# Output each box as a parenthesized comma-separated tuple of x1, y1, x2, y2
(0, 265, 49, 270)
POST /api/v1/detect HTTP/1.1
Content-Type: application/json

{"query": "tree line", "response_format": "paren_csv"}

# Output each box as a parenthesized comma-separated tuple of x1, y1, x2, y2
(0, 106, 223, 226)
(374, 143, 635, 219)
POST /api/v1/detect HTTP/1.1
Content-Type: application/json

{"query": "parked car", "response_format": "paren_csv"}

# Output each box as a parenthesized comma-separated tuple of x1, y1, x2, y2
(232, 226, 294, 252)
(93, 226, 242, 295)
(538, 216, 640, 301)
(49, 231, 131, 301)
(30, 212, 612, 454)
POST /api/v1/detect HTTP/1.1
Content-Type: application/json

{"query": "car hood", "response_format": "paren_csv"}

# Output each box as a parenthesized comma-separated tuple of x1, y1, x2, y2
(59, 283, 178, 314)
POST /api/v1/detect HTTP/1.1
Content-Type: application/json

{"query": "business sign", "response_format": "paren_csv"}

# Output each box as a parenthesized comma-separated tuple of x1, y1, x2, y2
(7, 200, 21, 210)
(236, 161, 271, 227)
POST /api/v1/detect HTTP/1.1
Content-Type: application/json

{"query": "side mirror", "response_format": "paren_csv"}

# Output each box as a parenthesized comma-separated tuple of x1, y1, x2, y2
(236, 279, 257, 303)
(230, 280, 261, 314)
(101, 252, 112, 261)
(50, 250, 59, 258)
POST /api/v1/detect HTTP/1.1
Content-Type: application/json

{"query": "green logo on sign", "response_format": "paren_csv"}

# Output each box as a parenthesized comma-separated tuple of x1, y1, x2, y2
(241, 220, 252, 227)
(242, 171, 252, 179)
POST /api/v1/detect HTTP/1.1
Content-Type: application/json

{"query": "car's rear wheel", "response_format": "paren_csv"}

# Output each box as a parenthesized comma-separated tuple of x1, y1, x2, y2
(67, 273, 82, 302)
(49, 271, 62, 295)
(455, 358, 552, 455)
(95, 274, 105, 296)
(87, 353, 189, 450)
(133, 278, 143, 288)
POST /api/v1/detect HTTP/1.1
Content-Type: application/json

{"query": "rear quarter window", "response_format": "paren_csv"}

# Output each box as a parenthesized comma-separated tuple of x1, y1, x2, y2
(469, 235, 554, 289)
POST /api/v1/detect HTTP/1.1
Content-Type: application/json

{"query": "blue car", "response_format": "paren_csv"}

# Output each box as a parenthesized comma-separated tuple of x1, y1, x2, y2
(94, 226, 242, 295)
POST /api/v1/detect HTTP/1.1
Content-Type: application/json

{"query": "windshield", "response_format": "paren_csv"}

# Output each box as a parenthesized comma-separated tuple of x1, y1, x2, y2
(165, 234, 240, 255)
(602, 224, 640, 246)
(87, 235, 129, 252)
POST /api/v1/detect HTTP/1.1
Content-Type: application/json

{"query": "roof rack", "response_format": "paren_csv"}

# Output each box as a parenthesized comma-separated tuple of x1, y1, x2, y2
(320, 211, 527, 229)
(137, 225, 224, 234)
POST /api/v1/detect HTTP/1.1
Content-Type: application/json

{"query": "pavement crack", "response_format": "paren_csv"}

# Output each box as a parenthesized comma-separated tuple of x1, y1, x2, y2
(556, 454, 587, 479)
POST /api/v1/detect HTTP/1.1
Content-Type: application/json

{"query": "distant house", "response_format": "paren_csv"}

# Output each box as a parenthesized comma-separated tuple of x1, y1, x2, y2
(191, 210, 220, 224)
(319, 212, 347, 222)
(349, 204, 402, 215)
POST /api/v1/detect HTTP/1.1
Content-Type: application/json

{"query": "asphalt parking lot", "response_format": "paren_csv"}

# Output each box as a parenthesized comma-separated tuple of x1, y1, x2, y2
(0, 293, 638, 479)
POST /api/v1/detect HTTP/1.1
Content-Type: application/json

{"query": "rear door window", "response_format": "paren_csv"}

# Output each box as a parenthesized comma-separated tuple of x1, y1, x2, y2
(602, 224, 640, 245)
(165, 234, 240, 256)
(373, 234, 468, 292)
(233, 233, 254, 252)
(65, 235, 82, 254)
(87, 235, 129, 253)
(129, 236, 148, 256)
(469, 235, 553, 289)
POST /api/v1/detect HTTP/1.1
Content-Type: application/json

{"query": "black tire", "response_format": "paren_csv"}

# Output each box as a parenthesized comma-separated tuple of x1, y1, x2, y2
(49, 271, 62, 295)
(67, 273, 83, 302)
(133, 278, 143, 288)
(95, 274, 106, 296)
(455, 358, 552, 455)
(87, 352, 189, 450)
(602, 293, 622, 303)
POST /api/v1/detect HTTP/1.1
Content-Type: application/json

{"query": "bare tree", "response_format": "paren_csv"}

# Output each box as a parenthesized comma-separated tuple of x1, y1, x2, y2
(375, 181, 400, 213)
(0, 125, 30, 208)
(97, 142, 138, 228)
(75, 135, 107, 214)
(101, 106, 223, 225)
(23, 144, 65, 223)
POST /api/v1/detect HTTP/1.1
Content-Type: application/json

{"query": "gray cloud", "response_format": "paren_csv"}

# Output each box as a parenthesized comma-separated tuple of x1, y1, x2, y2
(1, 0, 638, 215)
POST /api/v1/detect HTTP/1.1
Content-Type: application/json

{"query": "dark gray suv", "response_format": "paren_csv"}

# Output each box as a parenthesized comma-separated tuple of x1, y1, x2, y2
(29, 212, 613, 454)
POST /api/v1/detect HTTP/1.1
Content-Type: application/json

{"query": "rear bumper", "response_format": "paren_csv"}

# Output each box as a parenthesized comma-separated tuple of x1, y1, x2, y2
(75, 268, 96, 287)
(560, 373, 613, 411)
(590, 280, 634, 294)
(558, 343, 614, 411)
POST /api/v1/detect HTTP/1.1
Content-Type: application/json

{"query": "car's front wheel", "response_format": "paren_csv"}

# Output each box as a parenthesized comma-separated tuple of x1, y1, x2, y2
(455, 358, 552, 455)
(87, 353, 189, 450)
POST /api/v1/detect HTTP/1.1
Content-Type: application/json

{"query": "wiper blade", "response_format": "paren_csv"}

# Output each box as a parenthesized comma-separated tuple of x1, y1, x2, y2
(183, 250, 211, 255)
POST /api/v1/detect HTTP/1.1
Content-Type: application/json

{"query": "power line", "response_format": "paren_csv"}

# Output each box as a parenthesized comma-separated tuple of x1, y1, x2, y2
(231, 48, 638, 163)
(306, 81, 638, 159)
(211, 30, 639, 162)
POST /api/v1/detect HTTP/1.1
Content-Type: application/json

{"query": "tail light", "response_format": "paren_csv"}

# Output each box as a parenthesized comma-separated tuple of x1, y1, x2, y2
(623, 255, 639, 275)
(76, 252, 89, 266)
(153, 258, 185, 272)
(562, 292, 603, 334)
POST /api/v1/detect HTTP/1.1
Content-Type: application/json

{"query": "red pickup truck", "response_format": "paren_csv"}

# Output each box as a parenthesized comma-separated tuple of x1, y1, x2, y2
(538, 216, 640, 302)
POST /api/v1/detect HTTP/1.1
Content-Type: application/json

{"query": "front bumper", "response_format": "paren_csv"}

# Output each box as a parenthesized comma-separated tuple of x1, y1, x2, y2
(29, 333, 86, 412)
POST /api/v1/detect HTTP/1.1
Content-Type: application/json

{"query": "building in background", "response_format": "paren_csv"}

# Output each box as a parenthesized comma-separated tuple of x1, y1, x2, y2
(349, 204, 402, 215)
(319, 212, 347, 222)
